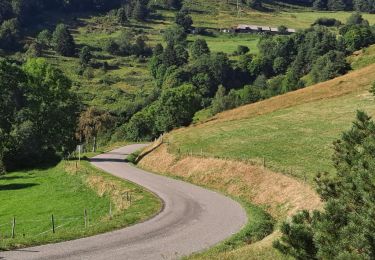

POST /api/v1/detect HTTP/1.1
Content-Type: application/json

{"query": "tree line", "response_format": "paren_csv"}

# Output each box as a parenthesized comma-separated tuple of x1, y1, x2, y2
(244, 0, 375, 12)
(313, 0, 375, 12)
(116, 12, 375, 141)
(0, 58, 79, 172)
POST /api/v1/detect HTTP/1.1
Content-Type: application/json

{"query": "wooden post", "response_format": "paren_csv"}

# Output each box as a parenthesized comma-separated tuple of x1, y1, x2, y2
(109, 201, 112, 219)
(11, 217, 15, 238)
(263, 157, 266, 168)
(78, 145, 81, 163)
(92, 136, 97, 153)
(84, 209, 87, 228)
(51, 214, 55, 234)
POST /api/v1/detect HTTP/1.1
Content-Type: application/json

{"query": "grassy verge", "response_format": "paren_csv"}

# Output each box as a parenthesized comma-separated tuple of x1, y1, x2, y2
(0, 157, 161, 250)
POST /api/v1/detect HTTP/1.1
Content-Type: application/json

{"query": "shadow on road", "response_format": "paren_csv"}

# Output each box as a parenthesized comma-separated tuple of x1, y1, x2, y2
(90, 158, 126, 163)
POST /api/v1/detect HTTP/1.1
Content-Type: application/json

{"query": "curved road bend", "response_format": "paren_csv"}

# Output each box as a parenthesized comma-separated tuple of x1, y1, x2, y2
(1, 144, 247, 260)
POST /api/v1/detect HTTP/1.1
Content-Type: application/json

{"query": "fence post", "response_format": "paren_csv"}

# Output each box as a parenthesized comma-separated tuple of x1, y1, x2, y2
(109, 201, 112, 219)
(11, 217, 15, 238)
(51, 214, 55, 234)
(84, 209, 87, 228)
(263, 157, 266, 168)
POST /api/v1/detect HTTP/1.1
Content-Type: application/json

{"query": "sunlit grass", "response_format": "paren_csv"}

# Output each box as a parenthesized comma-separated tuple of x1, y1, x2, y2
(0, 160, 161, 250)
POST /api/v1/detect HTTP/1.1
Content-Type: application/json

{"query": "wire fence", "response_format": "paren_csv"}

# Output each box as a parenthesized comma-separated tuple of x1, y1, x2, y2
(167, 144, 309, 183)
(0, 192, 135, 241)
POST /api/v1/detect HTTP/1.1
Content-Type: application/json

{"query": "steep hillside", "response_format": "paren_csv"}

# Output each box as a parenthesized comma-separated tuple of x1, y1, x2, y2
(164, 63, 375, 183)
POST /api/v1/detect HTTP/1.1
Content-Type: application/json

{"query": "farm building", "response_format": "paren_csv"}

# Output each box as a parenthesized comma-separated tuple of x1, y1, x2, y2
(224, 24, 296, 34)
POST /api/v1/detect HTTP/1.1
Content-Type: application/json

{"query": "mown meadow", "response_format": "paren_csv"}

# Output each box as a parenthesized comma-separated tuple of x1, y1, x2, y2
(0, 157, 161, 250)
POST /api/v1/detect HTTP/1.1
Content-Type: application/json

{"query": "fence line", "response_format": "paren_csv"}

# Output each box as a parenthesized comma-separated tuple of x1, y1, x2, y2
(0, 197, 133, 241)
(169, 145, 307, 182)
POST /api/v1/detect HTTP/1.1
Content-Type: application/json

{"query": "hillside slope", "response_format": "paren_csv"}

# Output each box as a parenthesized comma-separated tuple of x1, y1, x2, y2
(165, 63, 375, 183)
(138, 61, 375, 259)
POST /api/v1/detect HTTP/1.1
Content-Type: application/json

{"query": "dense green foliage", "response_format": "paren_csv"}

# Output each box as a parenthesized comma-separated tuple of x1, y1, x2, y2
(2, 0, 375, 162)
(104, 30, 152, 57)
(0, 58, 79, 171)
(118, 12, 375, 141)
(313, 0, 375, 12)
(122, 84, 201, 140)
(76, 107, 114, 152)
(53, 24, 76, 57)
(205, 13, 375, 117)
(175, 8, 193, 32)
(274, 110, 375, 259)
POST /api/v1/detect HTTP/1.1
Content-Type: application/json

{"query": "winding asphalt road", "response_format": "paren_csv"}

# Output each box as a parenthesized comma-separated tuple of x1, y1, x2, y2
(1, 144, 247, 260)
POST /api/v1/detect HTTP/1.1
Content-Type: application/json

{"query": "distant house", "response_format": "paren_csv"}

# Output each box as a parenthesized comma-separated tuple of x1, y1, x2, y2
(230, 24, 296, 35)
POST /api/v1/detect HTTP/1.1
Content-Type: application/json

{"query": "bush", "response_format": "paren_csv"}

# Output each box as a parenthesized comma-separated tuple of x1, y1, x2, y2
(311, 51, 349, 83)
(52, 24, 76, 57)
(233, 45, 250, 56)
(126, 151, 141, 164)
(312, 17, 342, 27)
(104, 31, 152, 57)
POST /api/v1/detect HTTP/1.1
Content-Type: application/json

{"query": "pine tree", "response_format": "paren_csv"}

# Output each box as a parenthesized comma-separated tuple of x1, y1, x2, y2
(190, 39, 210, 60)
(275, 110, 375, 259)
(52, 24, 76, 57)
(132, 0, 148, 21)
(79, 46, 92, 66)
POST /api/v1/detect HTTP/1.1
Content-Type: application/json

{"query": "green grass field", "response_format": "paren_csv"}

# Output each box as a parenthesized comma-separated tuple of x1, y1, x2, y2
(188, 0, 375, 29)
(165, 55, 375, 184)
(0, 159, 161, 250)
(169, 91, 375, 183)
(348, 44, 375, 70)
(189, 34, 260, 54)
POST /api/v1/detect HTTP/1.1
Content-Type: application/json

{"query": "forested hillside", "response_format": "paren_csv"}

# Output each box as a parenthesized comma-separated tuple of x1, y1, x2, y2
(2, 0, 375, 171)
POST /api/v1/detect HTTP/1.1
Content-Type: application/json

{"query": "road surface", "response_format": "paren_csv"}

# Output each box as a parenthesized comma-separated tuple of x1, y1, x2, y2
(1, 144, 247, 260)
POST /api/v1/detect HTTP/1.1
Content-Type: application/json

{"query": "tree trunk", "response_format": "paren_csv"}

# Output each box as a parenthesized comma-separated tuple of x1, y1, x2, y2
(0, 149, 5, 175)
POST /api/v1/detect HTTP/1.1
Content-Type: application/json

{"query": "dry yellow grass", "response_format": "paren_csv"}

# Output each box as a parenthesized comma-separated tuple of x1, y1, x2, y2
(139, 145, 320, 259)
(64, 161, 137, 212)
(139, 145, 321, 219)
